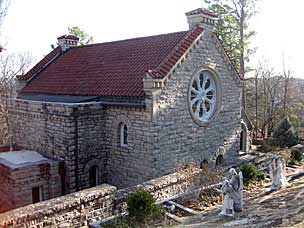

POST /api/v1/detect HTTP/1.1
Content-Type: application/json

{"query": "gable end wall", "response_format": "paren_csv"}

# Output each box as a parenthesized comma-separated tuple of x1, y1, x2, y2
(152, 30, 242, 176)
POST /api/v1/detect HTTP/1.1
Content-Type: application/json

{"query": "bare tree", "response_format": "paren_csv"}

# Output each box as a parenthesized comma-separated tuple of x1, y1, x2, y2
(0, 0, 9, 26)
(246, 59, 284, 138)
(0, 52, 32, 144)
(259, 63, 283, 137)
(0, 0, 10, 52)
(282, 55, 292, 114)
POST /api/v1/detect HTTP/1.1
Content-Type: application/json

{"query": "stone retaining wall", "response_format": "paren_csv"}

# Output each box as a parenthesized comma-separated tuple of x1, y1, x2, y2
(0, 169, 202, 228)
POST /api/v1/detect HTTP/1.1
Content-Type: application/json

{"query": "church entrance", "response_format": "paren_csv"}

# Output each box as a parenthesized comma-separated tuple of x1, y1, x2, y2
(240, 123, 247, 152)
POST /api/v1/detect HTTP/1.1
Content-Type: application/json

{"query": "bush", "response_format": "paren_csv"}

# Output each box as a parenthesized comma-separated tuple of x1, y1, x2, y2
(240, 162, 265, 186)
(289, 159, 297, 166)
(258, 142, 275, 153)
(272, 116, 299, 148)
(126, 189, 164, 223)
(291, 150, 303, 162)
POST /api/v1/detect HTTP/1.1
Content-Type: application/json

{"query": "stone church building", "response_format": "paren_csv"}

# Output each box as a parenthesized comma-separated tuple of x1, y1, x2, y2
(0, 8, 251, 212)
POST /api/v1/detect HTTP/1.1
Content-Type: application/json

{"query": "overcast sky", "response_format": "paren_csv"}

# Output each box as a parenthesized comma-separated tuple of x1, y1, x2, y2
(2, 0, 304, 79)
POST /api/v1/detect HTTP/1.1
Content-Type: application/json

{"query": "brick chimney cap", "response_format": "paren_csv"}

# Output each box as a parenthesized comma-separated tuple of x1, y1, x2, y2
(185, 8, 218, 18)
(57, 34, 79, 41)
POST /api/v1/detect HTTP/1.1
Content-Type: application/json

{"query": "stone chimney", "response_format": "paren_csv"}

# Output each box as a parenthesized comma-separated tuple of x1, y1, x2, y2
(185, 8, 218, 31)
(57, 34, 79, 52)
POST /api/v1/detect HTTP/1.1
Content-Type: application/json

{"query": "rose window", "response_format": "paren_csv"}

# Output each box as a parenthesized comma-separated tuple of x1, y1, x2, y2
(189, 70, 219, 124)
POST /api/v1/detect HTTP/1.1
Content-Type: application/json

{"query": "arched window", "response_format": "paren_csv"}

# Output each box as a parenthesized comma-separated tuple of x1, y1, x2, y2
(120, 123, 128, 147)
(215, 155, 223, 166)
(89, 165, 98, 187)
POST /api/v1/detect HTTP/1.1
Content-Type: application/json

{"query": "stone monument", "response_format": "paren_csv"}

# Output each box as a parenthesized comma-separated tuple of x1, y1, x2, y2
(269, 156, 288, 190)
(219, 178, 234, 216)
(219, 168, 244, 216)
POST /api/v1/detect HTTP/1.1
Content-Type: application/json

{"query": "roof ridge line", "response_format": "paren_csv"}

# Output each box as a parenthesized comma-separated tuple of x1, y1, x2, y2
(71, 30, 190, 49)
(147, 26, 204, 79)
(18, 47, 62, 81)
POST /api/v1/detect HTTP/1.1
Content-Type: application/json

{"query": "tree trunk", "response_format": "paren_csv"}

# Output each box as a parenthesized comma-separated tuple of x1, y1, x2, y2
(240, 1, 246, 110)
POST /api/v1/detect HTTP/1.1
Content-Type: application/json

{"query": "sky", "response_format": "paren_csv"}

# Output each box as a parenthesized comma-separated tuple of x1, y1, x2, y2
(2, 0, 304, 79)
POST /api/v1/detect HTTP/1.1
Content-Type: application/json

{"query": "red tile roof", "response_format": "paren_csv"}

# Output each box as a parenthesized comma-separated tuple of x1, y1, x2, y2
(21, 26, 204, 98)
(147, 26, 203, 79)
(18, 47, 62, 81)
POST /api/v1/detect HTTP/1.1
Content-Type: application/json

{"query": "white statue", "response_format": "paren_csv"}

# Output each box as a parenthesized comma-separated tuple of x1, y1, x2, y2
(269, 156, 288, 190)
(219, 178, 234, 216)
(219, 168, 244, 216)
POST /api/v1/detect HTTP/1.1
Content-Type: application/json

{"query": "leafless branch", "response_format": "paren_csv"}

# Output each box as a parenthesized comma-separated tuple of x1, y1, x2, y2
(0, 51, 32, 144)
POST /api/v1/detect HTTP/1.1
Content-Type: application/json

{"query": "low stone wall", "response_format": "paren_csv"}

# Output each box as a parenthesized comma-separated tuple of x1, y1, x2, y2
(0, 170, 201, 228)
(0, 184, 117, 228)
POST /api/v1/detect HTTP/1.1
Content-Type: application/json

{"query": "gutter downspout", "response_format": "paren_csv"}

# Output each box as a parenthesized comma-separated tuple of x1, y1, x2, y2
(72, 107, 80, 191)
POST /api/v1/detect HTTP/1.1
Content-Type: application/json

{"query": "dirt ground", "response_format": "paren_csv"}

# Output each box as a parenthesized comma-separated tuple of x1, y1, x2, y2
(176, 165, 304, 228)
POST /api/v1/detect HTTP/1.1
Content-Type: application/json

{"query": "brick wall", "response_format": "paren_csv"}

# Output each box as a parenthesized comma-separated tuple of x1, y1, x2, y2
(0, 164, 14, 213)
(0, 160, 61, 213)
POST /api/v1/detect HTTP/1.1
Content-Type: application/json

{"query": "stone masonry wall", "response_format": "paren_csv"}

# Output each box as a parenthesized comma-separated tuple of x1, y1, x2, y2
(7, 30, 243, 194)
(103, 104, 155, 189)
(0, 169, 202, 228)
(8, 100, 106, 193)
(152, 30, 242, 177)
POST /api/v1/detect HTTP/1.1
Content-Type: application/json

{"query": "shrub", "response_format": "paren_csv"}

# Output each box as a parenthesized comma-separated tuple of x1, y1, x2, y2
(289, 159, 297, 166)
(240, 162, 265, 186)
(291, 150, 303, 162)
(258, 142, 275, 153)
(126, 189, 164, 223)
(272, 116, 299, 148)
(256, 171, 266, 181)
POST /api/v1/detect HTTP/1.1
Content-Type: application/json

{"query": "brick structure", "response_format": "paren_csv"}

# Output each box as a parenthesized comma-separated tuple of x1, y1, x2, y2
(1, 8, 252, 211)
(0, 150, 61, 212)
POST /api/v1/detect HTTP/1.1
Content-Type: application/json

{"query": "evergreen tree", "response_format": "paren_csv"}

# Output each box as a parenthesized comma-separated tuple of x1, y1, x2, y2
(203, 0, 257, 76)
(272, 116, 298, 148)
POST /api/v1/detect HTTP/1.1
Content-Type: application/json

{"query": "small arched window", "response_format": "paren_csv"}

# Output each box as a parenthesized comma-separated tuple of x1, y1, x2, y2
(120, 123, 128, 147)
(215, 155, 223, 166)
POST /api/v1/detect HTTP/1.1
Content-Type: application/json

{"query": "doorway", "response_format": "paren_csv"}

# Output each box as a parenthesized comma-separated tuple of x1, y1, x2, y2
(89, 165, 98, 187)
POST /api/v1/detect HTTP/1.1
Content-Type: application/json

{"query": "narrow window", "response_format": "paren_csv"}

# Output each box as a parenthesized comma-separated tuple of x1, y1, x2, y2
(215, 155, 223, 166)
(89, 165, 98, 187)
(120, 123, 128, 147)
(32, 186, 43, 203)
